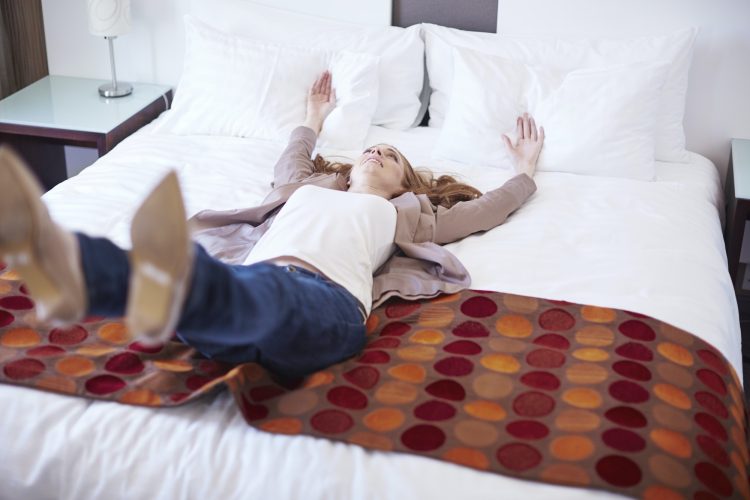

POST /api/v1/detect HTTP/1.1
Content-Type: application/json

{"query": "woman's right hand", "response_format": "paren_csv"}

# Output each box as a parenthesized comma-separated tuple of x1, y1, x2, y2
(502, 113, 544, 178)
(303, 71, 337, 135)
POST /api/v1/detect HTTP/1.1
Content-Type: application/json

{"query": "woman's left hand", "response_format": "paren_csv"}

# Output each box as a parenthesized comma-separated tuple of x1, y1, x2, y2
(502, 113, 544, 179)
(303, 71, 337, 134)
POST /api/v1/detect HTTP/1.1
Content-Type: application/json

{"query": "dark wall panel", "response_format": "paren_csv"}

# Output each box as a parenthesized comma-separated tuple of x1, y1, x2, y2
(392, 0, 498, 33)
(0, 0, 49, 98)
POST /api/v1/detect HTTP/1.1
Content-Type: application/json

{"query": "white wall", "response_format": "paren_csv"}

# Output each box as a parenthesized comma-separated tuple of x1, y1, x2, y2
(41, 0, 750, 182)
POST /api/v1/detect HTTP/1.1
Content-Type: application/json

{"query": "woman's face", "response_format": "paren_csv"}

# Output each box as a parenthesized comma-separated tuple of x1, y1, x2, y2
(349, 144, 406, 198)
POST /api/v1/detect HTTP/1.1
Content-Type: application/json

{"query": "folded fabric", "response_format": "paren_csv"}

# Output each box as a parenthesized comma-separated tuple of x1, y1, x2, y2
(153, 16, 379, 151)
(434, 46, 671, 180)
(423, 23, 698, 162)
(0, 267, 747, 500)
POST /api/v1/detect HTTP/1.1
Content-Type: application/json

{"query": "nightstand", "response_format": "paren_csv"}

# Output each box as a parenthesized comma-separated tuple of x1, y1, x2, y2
(725, 138, 750, 358)
(0, 75, 172, 190)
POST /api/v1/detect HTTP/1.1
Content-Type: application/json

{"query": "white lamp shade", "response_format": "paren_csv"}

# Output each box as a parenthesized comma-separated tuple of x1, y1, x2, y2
(87, 0, 131, 37)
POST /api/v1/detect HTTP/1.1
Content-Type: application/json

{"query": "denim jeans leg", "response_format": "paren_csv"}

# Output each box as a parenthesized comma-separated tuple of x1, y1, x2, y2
(76, 233, 131, 317)
(176, 246, 366, 378)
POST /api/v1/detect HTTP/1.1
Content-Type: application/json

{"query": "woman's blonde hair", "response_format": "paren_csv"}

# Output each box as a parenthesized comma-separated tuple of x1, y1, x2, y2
(312, 146, 482, 209)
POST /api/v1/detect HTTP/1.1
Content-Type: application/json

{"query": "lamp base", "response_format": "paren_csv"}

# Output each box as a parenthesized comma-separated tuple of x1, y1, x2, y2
(99, 82, 133, 98)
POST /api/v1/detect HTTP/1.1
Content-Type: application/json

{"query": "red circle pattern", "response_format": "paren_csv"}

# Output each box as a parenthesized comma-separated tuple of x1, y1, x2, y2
(0, 280, 747, 500)
(0, 277, 232, 407)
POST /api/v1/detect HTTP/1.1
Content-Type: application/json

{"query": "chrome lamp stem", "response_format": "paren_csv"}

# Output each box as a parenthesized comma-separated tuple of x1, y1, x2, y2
(98, 35, 132, 98)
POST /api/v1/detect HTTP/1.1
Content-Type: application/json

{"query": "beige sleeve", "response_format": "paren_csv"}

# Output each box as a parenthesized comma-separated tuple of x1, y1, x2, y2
(433, 173, 537, 245)
(271, 126, 318, 188)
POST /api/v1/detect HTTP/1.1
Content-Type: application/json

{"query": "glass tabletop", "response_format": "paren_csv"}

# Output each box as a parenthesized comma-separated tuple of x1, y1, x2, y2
(0, 75, 171, 134)
(733, 139, 750, 201)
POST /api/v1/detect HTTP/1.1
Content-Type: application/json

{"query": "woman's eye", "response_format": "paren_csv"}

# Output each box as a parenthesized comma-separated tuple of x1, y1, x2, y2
(387, 153, 397, 160)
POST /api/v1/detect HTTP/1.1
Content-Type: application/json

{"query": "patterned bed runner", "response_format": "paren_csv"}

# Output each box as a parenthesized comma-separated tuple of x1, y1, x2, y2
(0, 266, 748, 499)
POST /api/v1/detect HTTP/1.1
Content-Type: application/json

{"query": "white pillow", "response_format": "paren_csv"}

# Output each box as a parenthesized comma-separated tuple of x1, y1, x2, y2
(189, 0, 424, 130)
(434, 46, 671, 180)
(423, 23, 697, 162)
(154, 16, 379, 151)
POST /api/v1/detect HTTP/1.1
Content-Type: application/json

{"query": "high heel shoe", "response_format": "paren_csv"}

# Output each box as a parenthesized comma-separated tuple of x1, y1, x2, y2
(0, 146, 86, 324)
(126, 171, 193, 344)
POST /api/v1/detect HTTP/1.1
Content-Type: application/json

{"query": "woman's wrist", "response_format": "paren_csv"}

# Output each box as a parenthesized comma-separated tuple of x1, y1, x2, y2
(303, 117, 323, 135)
(518, 161, 536, 178)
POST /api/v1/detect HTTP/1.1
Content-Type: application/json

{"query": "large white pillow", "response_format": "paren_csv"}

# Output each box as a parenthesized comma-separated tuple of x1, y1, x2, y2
(154, 16, 379, 151)
(189, 0, 424, 130)
(434, 46, 671, 180)
(423, 23, 697, 162)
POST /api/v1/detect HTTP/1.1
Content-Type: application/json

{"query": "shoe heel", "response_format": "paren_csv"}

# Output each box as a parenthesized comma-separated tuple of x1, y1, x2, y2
(126, 171, 192, 344)
(127, 258, 181, 343)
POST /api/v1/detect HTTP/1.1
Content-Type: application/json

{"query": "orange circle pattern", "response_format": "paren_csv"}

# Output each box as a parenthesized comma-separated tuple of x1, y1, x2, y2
(0, 276, 747, 500)
(0, 276, 234, 406)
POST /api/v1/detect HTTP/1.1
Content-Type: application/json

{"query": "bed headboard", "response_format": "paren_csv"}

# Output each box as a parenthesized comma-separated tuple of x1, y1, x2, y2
(392, 0, 497, 33)
(40, 0, 750, 184)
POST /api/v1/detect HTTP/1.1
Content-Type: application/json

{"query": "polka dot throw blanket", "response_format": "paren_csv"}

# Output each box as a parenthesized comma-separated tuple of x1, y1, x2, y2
(0, 266, 748, 499)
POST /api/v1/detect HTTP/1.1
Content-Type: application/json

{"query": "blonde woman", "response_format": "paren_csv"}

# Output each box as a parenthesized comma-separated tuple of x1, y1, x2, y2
(0, 71, 544, 380)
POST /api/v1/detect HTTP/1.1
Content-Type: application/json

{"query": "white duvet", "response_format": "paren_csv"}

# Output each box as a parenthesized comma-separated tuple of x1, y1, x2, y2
(0, 123, 739, 500)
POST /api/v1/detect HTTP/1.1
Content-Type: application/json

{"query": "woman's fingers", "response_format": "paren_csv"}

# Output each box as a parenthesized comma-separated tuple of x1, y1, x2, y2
(324, 72, 332, 100)
(523, 113, 531, 140)
(311, 71, 331, 96)
(516, 113, 543, 143)
(311, 74, 321, 95)
(501, 134, 513, 151)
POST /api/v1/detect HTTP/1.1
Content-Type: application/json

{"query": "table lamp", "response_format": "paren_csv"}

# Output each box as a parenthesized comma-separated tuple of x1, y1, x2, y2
(87, 0, 133, 97)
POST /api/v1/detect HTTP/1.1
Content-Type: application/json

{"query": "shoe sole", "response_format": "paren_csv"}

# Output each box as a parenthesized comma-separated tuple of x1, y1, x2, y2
(0, 146, 70, 322)
(126, 171, 192, 344)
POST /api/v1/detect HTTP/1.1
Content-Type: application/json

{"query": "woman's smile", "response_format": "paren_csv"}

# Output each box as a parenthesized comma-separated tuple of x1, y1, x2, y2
(364, 156, 383, 167)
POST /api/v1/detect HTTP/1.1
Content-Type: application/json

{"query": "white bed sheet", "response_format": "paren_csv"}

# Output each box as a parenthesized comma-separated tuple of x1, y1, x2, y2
(0, 123, 739, 500)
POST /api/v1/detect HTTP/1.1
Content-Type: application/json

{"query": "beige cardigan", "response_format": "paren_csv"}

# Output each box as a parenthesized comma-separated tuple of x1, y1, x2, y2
(189, 126, 537, 309)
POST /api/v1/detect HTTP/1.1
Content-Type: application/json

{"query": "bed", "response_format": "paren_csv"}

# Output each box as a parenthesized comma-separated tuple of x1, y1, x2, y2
(0, 1, 745, 499)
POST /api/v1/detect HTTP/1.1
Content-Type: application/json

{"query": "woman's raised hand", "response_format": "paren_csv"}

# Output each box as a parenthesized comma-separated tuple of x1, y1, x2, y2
(303, 71, 337, 135)
(502, 113, 544, 179)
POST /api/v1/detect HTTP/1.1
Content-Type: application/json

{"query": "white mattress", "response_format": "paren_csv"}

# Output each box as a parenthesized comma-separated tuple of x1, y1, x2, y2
(0, 123, 740, 500)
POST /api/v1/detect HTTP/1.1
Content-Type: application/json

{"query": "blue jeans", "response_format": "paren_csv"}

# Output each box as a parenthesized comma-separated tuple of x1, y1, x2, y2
(76, 234, 367, 379)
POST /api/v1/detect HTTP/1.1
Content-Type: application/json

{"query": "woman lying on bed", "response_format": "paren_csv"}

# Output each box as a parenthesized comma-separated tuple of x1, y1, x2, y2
(0, 71, 544, 380)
